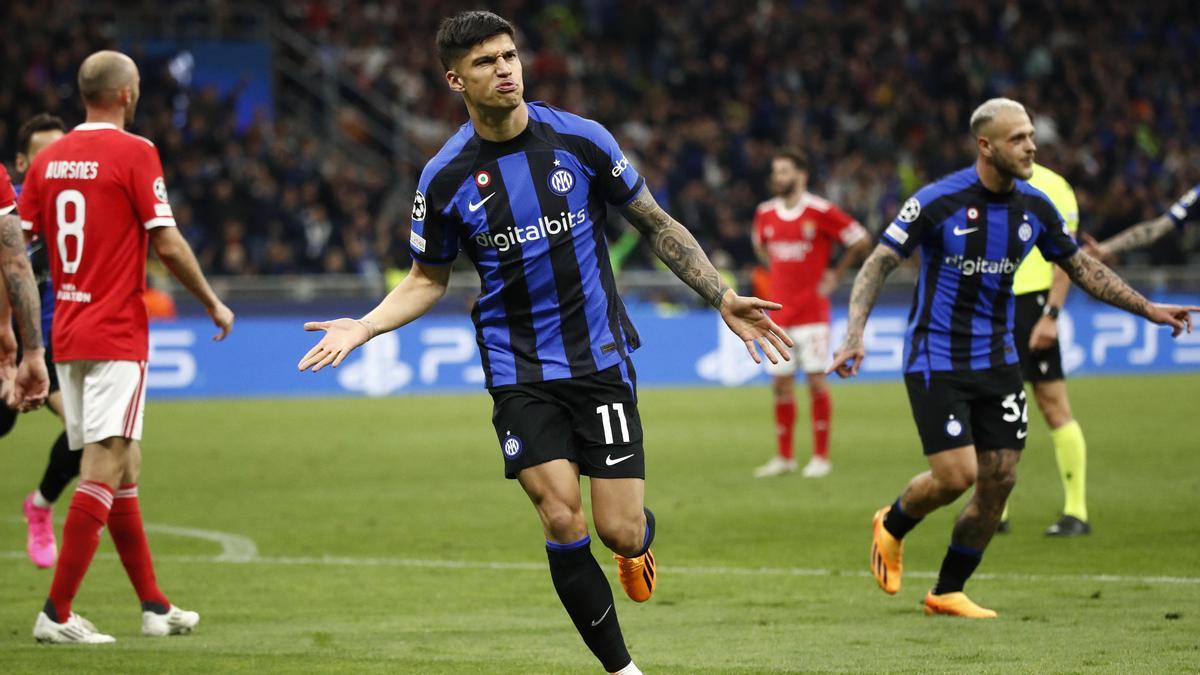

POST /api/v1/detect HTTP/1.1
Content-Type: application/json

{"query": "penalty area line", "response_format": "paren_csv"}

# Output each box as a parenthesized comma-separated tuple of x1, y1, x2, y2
(3, 550, 1198, 586)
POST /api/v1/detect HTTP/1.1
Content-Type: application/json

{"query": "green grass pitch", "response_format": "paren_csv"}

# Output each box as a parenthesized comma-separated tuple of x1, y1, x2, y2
(1, 374, 1197, 672)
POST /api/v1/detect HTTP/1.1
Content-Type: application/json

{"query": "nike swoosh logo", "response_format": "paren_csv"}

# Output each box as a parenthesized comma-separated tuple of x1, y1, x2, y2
(605, 453, 635, 466)
(1016, 429, 1027, 439)
(952, 226, 979, 236)
(591, 604, 612, 626)
(468, 193, 496, 212)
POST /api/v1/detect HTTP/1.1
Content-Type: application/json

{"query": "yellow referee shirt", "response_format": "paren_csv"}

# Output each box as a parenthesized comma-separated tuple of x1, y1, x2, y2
(1013, 163, 1079, 295)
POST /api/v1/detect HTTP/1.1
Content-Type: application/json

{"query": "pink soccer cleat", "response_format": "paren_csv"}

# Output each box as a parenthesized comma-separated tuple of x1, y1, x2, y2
(23, 493, 58, 569)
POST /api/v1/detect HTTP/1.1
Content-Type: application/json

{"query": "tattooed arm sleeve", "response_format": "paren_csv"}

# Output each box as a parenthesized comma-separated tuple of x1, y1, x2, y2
(1057, 249, 1150, 318)
(0, 214, 42, 349)
(619, 187, 731, 309)
(844, 244, 903, 343)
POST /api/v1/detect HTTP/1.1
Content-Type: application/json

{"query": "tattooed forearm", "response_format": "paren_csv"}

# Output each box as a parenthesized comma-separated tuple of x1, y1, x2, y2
(0, 215, 43, 349)
(1101, 216, 1174, 255)
(620, 188, 730, 308)
(1059, 250, 1149, 317)
(844, 246, 901, 345)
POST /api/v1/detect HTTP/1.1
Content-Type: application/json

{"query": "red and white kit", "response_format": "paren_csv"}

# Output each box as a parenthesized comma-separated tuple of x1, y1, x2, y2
(19, 123, 175, 448)
(753, 192, 867, 374)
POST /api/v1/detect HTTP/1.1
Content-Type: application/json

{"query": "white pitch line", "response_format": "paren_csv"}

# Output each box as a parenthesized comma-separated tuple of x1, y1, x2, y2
(3, 550, 1198, 586)
(6, 516, 258, 562)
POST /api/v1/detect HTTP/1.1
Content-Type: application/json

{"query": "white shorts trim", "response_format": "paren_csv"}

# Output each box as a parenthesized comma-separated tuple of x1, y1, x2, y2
(56, 360, 148, 450)
(764, 324, 831, 376)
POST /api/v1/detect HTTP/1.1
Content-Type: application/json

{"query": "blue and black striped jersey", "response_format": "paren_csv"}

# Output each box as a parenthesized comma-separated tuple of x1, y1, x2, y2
(409, 102, 645, 388)
(880, 166, 1079, 375)
(13, 182, 55, 344)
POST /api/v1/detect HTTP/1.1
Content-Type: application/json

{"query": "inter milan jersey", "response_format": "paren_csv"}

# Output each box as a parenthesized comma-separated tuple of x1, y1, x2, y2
(12, 182, 56, 345)
(880, 166, 1079, 375)
(410, 102, 646, 388)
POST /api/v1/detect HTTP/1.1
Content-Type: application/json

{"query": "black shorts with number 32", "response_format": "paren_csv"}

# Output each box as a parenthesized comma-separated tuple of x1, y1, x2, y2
(490, 359, 645, 480)
(904, 364, 1028, 455)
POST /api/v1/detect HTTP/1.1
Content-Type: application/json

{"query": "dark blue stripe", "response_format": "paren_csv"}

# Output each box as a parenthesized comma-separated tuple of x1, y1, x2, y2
(949, 543, 982, 558)
(546, 534, 591, 551)
(467, 182, 518, 387)
(560, 149, 621, 371)
(927, 214, 965, 371)
(497, 154, 571, 380)
(970, 204, 1010, 369)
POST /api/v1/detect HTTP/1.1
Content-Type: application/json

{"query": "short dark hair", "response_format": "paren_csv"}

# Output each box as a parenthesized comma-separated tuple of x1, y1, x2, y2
(436, 11, 516, 71)
(774, 148, 809, 171)
(17, 113, 67, 156)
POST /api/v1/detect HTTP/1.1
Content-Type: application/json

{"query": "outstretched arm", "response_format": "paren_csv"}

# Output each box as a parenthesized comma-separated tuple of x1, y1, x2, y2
(1057, 250, 1197, 336)
(619, 187, 793, 363)
(298, 260, 452, 372)
(1093, 215, 1174, 260)
(620, 187, 729, 308)
(828, 244, 903, 377)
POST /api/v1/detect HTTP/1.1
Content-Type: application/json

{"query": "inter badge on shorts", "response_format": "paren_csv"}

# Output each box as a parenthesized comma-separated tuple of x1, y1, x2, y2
(502, 431, 524, 459)
(945, 415, 963, 438)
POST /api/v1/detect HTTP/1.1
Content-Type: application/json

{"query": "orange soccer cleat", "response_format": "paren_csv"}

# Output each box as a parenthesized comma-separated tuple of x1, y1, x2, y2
(923, 591, 998, 618)
(871, 506, 904, 594)
(614, 549, 656, 602)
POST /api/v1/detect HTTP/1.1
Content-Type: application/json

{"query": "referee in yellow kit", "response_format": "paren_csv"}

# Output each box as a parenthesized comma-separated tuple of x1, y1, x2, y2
(1004, 162, 1090, 536)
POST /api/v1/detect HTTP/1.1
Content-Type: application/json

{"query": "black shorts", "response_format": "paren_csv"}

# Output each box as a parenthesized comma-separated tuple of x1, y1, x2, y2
(904, 365, 1028, 454)
(1013, 291, 1065, 383)
(490, 359, 645, 480)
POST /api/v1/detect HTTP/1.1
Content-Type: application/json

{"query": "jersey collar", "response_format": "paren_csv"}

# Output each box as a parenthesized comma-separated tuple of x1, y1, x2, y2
(74, 122, 119, 131)
(773, 193, 811, 220)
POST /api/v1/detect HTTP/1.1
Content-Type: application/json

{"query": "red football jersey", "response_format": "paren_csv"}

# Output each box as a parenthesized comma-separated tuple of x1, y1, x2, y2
(753, 193, 867, 326)
(19, 123, 176, 362)
(0, 164, 16, 214)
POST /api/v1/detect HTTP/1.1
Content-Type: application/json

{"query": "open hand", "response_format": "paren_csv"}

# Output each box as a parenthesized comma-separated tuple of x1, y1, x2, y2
(298, 318, 374, 372)
(717, 291, 794, 365)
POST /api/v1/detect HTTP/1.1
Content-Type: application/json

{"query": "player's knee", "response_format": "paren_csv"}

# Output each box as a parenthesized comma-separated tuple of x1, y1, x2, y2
(772, 377, 794, 400)
(595, 517, 644, 557)
(936, 469, 976, 496)
(540, 503, 587, 542)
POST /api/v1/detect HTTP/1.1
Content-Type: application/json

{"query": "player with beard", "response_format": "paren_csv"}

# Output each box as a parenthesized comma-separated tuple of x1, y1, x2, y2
(830, 98, 1197, 617)
(751, 148, 870, 478)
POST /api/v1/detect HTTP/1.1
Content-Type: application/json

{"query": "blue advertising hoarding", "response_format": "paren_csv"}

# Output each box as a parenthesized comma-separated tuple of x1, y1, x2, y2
(145, 296, 1200, 400)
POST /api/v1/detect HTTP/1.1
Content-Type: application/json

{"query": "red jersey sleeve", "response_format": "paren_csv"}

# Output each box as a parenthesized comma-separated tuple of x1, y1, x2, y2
(819, 203, 868, 247)
(0, 164, 17, 216)
(15, 162, 41, 234)
(127, 142, 176, 230)
(751, 208, 768, 250)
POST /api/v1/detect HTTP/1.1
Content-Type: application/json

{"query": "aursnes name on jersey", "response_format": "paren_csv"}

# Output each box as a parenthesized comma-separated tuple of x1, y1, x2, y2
(44, 161, 100, 180)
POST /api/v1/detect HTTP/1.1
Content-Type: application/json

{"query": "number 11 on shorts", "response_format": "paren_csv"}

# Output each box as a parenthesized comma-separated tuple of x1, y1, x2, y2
(596, 403, 630, 444)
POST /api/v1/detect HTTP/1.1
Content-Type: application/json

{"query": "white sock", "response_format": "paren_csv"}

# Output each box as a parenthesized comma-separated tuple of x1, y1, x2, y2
(611, 662, 642, 675)
(32, 490, 52, 509)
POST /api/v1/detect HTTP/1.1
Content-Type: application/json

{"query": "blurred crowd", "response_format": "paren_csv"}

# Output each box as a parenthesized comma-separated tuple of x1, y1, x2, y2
(3, 0, 1199, 279)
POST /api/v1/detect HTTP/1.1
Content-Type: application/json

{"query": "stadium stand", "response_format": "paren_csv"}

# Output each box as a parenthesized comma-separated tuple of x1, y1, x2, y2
(3, 0, 1198, 283)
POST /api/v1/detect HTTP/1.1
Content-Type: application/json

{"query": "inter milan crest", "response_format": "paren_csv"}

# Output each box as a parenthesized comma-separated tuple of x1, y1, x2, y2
(548, 167, 576, 196)
(1019, 223, 1033, 242)
(412, 191, 426, 221)
(945, 415, 963, 438)
(502, 432, 524, 459)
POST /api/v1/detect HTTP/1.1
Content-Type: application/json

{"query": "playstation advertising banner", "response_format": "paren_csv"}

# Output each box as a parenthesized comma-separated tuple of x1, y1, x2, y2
(144, 297, 1200, 400)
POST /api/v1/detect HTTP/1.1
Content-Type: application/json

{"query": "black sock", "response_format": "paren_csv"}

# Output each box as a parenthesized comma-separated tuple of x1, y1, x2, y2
(37, 432, 79, 504)
(883, 497, 922, 540)
(631, 507, 655, 558)
(933, 545, 983, 595)
(546, 535, 631, 672)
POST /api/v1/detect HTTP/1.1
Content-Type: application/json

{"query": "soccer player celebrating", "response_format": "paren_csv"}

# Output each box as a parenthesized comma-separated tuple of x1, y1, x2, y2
(2, 114, 79, 568)
(299, 12, 791, 673)
(829, 98, 1197, 618)
(1004, 163, 1091, 536)
(20, 50, 235, 643)
(751, 149, 870, 478)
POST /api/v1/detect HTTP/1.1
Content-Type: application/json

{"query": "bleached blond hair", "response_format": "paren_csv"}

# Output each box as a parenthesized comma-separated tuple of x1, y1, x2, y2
(969, 98, 1027, 136)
